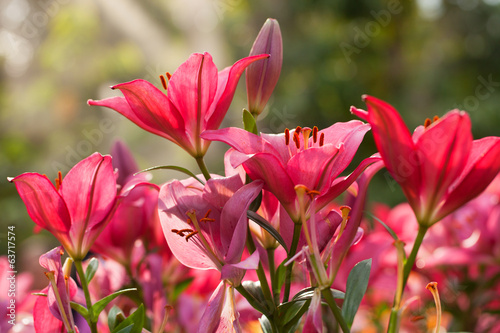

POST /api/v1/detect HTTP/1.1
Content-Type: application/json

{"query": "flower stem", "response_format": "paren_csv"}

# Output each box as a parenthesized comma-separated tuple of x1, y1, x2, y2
(195, 156, 211, 180)
(246, 228, 274, 310)
(282, 223, 301, 302)
(74, 260, 98, 333)
(321, 288, 350, 333)
(387, 225, 428, 333)
(268, 248, 280, 305)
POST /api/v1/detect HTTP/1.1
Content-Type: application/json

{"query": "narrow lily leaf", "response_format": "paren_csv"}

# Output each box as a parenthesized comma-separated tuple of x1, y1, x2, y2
(70, 301, 88, 317)
(111, 304, 144, 333)
(135, 165, 205, 185)
(172, 277, 194, 301)
(93, 288, 137, 318)
(277, 299, 311, 329)
(259, 315, 273, 333)
(108, 305, 125, 331)
(247, 210, 288, 252)
(366, 211, 400, 243)
(85, 257, 99, 283)
(292, 287, 345, 301)
(276, 262, 287, 290)
(243, 108, 258, 135)
(341, 259, 372, 328)
(241, 281, 266, 305)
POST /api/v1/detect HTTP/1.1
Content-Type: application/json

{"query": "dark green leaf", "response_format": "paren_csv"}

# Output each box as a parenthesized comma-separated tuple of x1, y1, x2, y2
(70, 302, 88, 317)
(247, 211, 288, 252)
(276, 262, 287, 290)
(85, 257, 99, 283)
(172, 277, 193, 301)
(341, 259, 372, 328)
(93, 288, 137, 318)
(135, 165, 205, 185)
(241, 281, 266, 305)
(111, 304, 144, 333)
(259, 315, 273, 333)
(243, 108, 258, 135)
(292, 287, 345, 301)
(108, 305, 125, 331)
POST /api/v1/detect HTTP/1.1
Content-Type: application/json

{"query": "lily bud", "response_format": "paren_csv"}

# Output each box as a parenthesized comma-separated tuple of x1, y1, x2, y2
(246, 18, 283, 116)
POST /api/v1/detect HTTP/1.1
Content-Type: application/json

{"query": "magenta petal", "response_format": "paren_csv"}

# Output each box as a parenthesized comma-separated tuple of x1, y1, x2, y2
(61, 153, 116, 237)
(206, 54, 270, 131)
(202, 127, 279, 156)
(303, 289, 323, 333)
(434, 137, 500, 222)
(220, 251, 259, 285)
(168, 53, 218, 134)
(159, 181, 220, 270)
(416, 111, 472, 214)
(10, 173, 71, 234)
(111, 140, 139, 186)
(197, 281, 226, 333)
(33, 288, 65, 333)
(362, 95, 421, 203)
(88, 96, 180, 145)
(203, 174, 244, 209)
(221, 181, 263, 263)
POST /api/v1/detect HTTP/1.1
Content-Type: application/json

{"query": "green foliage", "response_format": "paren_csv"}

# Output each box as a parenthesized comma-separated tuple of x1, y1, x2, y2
(342, 259, 372, 328)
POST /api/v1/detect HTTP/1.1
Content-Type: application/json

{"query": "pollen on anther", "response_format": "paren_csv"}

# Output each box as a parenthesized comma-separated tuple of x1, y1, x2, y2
(433, 115, 439, 122)
(160, 75, 168, 90)
(285, 128, 290, 146)
(313, 126, 318, 143)
(295, 126, 302, 134)
(166, 72, 172, 80)
(293, 132, 300, 149)
(424, 118, 432, 128)
(319, 133, 325, 147)
(171, 229, 179, 233)
(55, 171, 62, 191)
(59, 249, 64, 256)
(185, 231, 199, 242)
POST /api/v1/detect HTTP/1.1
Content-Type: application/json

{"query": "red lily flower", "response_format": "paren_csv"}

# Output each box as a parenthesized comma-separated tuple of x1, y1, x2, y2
(9, 153, 117, 260)
(202, 122, 373, 221)
(88, 52, 268, 158)
(352, 95, 500, 225)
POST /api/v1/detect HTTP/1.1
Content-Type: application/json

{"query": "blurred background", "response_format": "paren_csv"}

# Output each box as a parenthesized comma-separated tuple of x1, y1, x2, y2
(1, 0, 500, 264)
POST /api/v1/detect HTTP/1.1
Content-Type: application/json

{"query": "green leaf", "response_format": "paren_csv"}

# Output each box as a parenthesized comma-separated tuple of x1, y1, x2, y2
(276, 262, 287, 290)
(341, 259, 372, 328)
(93, 288, 137, 318)
(111, 304, 145, 333)
(247, 211, 288, 252)
(85, 257, 99, 283)
(135, 165, 205, 185)
(259, 315, 273, 333)
(276, 299, 311, 331)
(292, 287, 345, 301)
(366, 211, 399, 242)
(172, 277, 193, 301)
(241, 281, 266, 305)
(243, 108, 258, 135)
(70, 301, 88, 317)
(107, 305, 125, 331)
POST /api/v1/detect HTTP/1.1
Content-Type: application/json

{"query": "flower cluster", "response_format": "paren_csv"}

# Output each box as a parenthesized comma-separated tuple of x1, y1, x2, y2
(7, 18, 500, 333)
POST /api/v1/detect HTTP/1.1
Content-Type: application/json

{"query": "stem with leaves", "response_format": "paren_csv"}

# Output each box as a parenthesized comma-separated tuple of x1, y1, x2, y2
(74, 260, 98, 333)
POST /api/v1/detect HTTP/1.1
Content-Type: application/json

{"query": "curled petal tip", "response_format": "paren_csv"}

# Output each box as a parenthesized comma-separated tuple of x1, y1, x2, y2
(7, 177, 14, 182)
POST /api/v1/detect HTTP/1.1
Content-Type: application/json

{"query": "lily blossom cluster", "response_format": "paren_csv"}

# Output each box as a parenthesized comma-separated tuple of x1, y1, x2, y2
(9, 18, 500, 333)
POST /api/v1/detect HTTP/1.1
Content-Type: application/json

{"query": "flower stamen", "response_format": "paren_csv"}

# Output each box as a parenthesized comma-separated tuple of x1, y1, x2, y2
(285, 128, 290, 146)
(319, 133, 325, 147)
(313, 126, 318, 143)
(302, 128, 312, 149)
(55, 171, 63, 191)
(293, 132, 300, 149)
(160, 75, 168, 90)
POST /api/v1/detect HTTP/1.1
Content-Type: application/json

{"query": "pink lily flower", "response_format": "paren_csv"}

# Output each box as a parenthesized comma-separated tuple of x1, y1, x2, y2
(158, 175, 263, 331)
(352, 95, 500, 225)
(88, 52, 269, 158)
(9, 153, 117, 260)
(246, 18, 282, 116)
(202, 122, 373, 221)
(34, 246, 79, 333)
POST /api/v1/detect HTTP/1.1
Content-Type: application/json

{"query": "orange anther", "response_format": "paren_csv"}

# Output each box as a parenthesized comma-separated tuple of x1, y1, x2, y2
(166, 72, 172, 80)
(55, 171, 63, 191)
(433, 115, 440, 122)
(313, 126, 318, 143)
(285, 128, 290, 146)
(319, 133, 325, 147)
(160, 75, 168, 90)
(295, 126, 302, 134)
(185, 231, 199, 242)
(293, 132, 300, 149)
(424, 118, 432, 128)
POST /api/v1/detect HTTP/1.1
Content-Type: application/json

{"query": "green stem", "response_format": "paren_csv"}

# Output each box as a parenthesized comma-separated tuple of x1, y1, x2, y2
(246, 228, 274, 310)
(387, 225, 428, 333)
(282, 223, 302, 302)
(321, 288, 350, 333)
(268, 248, 280, 305)
(74, 260, 98, 333)
(195, 156, 211, 180)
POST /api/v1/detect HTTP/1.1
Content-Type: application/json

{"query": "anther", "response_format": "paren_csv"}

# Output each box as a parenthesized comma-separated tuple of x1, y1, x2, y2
(59, 249, 64, 256)
(319, 133, 325, 147)
(433, 115, 439, 122)
(306, 189, 321, 200)
(293, 132, 300, 149)
(160, 75, 168, 90)
(200, 217, 215, 223)
(313, 126, 318, 143)
(185, 231, 199, 242)
(285, 128, 290, 146)
(295, 126, 302, 134)
(166, 72, 172, 80)
(424, 118, 432, 128)
(55, 171, 62, 191)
